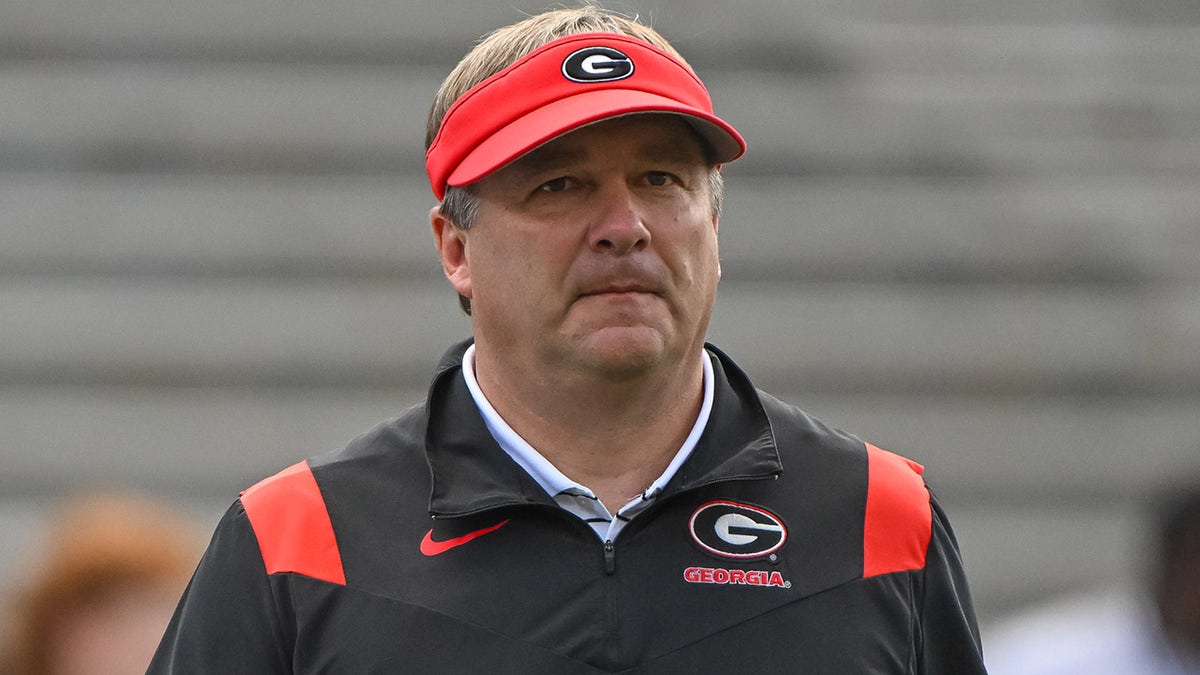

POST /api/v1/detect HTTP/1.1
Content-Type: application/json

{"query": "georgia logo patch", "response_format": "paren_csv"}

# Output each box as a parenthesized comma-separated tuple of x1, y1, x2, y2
(562, 46, 635, 83)
(688, 500, 788, 560)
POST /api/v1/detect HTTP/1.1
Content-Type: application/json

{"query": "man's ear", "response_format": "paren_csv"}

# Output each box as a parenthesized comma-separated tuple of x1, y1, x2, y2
(430, 206, 472, 300)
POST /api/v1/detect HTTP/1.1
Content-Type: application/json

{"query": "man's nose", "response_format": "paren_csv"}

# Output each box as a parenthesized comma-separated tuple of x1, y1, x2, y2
(588, 182, 650, 255)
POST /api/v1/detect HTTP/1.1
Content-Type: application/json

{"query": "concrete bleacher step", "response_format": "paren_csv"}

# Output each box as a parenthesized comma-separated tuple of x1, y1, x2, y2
(718, 177, 1200, 283)
(4, 173, 1197, 283)
(952, 501, 1151, 624)
(832, 23, 1200, 82)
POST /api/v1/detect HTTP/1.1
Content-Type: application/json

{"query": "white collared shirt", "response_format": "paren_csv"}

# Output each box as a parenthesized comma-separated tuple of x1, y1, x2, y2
(461, 344, 715, 542)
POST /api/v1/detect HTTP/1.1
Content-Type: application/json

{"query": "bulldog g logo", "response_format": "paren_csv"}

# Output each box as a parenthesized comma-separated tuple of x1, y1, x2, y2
(562, 46, 635, 83)
(689, 501, 788, 560)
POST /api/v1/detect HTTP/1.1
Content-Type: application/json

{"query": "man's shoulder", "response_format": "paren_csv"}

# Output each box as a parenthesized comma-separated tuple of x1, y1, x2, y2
(232, 405, 433, 583)
(754, 389, 870, 459)
(756, 389, 924, 472)
(310, 403, 428, 474)
(238, 403, 430, 518)
(758, 389, 927, 490)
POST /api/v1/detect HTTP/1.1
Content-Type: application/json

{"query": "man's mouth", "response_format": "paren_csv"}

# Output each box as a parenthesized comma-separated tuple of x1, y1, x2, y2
(587, 284, 653, 296)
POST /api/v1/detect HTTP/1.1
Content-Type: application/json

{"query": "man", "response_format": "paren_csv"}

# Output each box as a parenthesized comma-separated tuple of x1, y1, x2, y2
(150, 6, 986, 673)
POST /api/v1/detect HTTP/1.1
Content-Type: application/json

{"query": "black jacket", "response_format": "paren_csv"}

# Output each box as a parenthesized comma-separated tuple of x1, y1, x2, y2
(150, 341, 986, 673)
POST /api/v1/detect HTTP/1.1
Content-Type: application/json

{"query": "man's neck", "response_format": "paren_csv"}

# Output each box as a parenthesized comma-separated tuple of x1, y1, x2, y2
(471, 345, 706, 512)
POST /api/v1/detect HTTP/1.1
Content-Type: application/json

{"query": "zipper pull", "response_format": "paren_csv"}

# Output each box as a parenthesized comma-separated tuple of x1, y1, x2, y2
(603, 539, 616, 575)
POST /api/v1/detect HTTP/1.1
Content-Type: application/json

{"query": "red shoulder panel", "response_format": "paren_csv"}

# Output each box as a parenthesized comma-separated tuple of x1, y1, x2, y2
(862, 443, 932, 578)
(239, 460, 346, 585)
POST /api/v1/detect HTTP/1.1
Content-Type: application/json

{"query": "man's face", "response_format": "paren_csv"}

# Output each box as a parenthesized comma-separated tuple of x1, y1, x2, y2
(436, 114, 721, 380)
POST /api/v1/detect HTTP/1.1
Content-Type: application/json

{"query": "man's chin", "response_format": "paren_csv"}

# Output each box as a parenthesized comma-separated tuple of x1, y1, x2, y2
(572, 326, 674, 378)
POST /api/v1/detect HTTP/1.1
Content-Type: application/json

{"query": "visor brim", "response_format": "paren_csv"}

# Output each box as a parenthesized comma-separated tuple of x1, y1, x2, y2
(445, 88, 746, 189)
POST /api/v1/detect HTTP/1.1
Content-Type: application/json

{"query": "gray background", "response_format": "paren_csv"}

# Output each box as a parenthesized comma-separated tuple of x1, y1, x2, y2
(2, 0, 1198, 644)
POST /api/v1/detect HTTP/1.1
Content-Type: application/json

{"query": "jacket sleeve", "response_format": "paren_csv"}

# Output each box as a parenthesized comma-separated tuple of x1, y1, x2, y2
(147, 501, 292, 674)
(916, 492, 988, 674)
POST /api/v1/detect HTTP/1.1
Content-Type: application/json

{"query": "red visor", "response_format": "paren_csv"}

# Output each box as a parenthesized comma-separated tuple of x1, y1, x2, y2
(425, 32, 746, 200)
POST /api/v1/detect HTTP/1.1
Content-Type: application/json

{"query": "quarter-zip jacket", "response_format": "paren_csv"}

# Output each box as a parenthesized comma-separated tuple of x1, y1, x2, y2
(149, 341, 987, 674)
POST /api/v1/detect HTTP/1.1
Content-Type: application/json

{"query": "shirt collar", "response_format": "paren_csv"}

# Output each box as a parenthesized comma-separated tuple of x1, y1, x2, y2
(461, 343, 715, 502)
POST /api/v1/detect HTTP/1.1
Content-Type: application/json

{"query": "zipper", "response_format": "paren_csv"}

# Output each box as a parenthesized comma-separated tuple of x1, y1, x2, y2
(601, 537, 620, 666)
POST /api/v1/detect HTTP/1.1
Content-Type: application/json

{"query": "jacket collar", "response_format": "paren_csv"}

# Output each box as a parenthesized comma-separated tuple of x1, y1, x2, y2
(424, 339, 782, 517)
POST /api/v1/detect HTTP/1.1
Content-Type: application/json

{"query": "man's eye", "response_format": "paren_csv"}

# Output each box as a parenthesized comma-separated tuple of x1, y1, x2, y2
(646, 172, 674, 186)
(539, 177, 569, 193)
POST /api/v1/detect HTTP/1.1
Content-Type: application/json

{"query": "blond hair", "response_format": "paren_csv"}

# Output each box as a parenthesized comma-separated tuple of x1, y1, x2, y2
(425, 5, 690, 150)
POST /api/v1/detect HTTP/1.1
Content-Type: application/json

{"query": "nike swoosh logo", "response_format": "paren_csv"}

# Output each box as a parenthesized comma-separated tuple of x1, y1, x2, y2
(420, 519, 510, 556)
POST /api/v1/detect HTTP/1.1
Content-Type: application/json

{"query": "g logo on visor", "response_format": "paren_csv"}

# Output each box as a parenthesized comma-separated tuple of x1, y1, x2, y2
(562, 46, 634, 83)
(689, 501, 788, 560)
